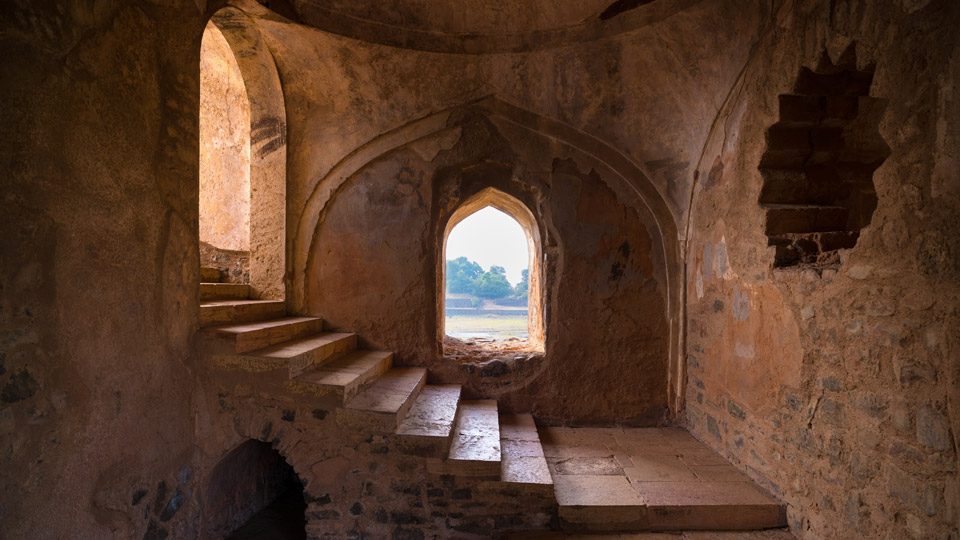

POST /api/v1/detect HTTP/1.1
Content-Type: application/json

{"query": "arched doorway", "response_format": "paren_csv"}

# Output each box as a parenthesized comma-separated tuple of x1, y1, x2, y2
(199, 8, 287, 300)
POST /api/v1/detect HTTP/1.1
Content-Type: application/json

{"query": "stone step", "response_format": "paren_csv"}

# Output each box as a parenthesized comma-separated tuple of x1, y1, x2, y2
(499, 414, 553, 495)
(199, 282, 251, 301)
(337, 367, 427, 433)
(631, 480, 787, 530)
(546, 427, 787, 532)
(395, 385, 462, 456)
(287, 350, 393, 403)
(199, 316, 323, 354)
(502, 530, 797, 539)
(236, 332, 357, 378)
(762, 203, 848, 235)
(199, 299, 286, 327)
(427, 400, 500, 478)
(200, 266, 221, 282)
(554, 474, 647, 531)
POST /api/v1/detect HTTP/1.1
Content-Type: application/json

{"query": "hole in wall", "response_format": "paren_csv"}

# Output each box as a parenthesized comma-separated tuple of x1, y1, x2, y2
(202, 440, 306, 540)
(758, 43, 890, 269)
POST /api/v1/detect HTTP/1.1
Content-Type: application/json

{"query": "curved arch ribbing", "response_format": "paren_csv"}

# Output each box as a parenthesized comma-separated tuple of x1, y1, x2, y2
(292, 96, 685, 416)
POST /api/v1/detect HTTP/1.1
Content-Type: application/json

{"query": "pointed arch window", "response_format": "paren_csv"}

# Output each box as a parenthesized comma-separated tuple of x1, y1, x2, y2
(439, 188, 545, 351)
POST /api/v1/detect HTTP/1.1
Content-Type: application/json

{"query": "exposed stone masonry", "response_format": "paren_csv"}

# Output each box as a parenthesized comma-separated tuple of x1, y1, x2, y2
(759, 44, 890, 268)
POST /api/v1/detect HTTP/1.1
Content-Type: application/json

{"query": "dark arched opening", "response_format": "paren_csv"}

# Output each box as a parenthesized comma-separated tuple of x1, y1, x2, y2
(201, 440, 306, 540)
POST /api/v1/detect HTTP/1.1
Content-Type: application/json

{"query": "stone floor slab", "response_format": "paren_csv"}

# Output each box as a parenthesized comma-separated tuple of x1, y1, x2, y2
(623, 455, 699, 482)
(632, 481, 786, 530)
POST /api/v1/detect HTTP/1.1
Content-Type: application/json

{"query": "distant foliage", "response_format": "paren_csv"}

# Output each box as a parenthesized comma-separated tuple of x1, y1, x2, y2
(446, 257, 524, 300)
(514, 269, 529, 299)
(446, 257, 484, 294)
(473, 271, 513, 299)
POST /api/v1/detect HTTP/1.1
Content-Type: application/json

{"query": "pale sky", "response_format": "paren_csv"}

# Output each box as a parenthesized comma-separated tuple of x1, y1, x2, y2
(446, 207, 528, 286)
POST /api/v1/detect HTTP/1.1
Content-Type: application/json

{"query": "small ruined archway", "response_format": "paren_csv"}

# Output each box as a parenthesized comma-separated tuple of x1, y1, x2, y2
(200, 439, 306, 539)
(439, 188, 545, 352)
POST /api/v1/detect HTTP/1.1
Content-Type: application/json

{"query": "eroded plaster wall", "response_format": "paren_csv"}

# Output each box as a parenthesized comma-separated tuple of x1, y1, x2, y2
(683, 2, 960, 539)
(240, 0, 771, 423)
(200, 22, 251, 253)
(0, 1, 209, 538)
(250, 0, 770, 302)
(306, 110, 670, 424)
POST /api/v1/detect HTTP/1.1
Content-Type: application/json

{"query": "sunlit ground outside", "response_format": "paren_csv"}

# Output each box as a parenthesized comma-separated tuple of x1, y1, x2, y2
(445, 314, 528, 340)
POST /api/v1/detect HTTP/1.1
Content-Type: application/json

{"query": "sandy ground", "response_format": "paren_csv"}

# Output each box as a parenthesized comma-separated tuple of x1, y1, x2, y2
(445, 313, 528, 339)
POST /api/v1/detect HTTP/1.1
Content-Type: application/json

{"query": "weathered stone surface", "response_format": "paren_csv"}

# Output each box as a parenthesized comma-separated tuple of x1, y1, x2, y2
(3, 0, 958, 538)
(916, 405, 952, 451)
(683, 8, 960, 540)
(338, 368, 427, 433)
(428, 400, 501, 477)
(290, 350, 393, 402)
(395, 385, 462, 456)
(548, 427, 785, 532)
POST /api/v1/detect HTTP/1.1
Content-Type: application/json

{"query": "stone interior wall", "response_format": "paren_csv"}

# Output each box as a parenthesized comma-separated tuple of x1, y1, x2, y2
(3, 0, 959, 538)
(193, 366, 556, 540)
(683, 2, 960, 540)
(251, 0, 772, 425)
(200, 241, 251, 284)
(200, 21, 251, 253)
(306, 109, 669, 425)
(256, 0, 769, 286)
(0, 1, 208, 538)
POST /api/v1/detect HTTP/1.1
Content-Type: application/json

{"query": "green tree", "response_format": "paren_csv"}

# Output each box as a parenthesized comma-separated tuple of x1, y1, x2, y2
(514, 268, 529, 299)
(446, 257, 483, 294)
(473, 270, 513, 299)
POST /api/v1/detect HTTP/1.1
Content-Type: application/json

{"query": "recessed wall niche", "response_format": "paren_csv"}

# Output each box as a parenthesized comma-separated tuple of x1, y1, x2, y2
(758, 43, 890, 268)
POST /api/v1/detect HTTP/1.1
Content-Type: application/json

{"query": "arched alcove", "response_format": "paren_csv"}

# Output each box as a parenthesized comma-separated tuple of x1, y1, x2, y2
(201, 439, 306, 540)
(296, 96, 683, 419)
(439, 188, 545, 350)
(200, 21, 251, 254)
(199, 7, 287, 300)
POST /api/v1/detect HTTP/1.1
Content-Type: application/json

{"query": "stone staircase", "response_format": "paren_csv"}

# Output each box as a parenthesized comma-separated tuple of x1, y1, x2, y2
(197, 266, 787, 534)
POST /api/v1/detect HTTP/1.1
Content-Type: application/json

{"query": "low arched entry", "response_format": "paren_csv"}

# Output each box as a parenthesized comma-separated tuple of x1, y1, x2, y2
(439, 187, 546, 350)
(200, 439, 306, 540)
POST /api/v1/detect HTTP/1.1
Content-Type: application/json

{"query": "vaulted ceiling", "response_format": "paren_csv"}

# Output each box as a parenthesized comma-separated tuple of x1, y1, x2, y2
(258, 0, 705, 53)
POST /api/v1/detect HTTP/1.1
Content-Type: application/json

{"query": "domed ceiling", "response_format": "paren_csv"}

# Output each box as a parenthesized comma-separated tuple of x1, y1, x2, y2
(258, 0, 704, 53)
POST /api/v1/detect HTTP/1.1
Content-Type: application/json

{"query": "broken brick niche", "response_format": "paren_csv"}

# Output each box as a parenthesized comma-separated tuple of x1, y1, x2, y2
(758, 44, 890, 268)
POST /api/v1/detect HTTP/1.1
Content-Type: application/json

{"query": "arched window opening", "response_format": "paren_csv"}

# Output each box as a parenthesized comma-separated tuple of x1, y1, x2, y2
(440, 188, 545, 353)
(198, 9, 287, 300)
(200, 20, 252, 274)
(201, 440, 306, 540)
